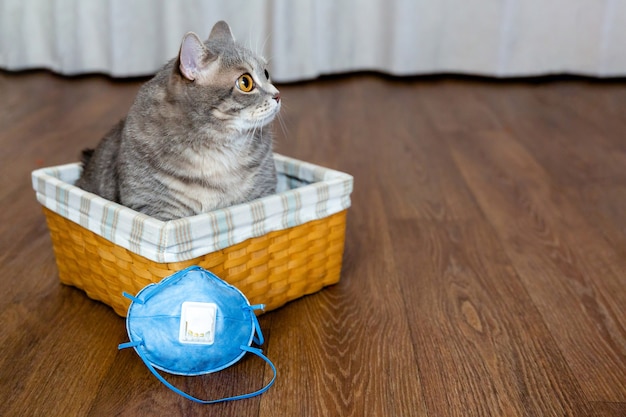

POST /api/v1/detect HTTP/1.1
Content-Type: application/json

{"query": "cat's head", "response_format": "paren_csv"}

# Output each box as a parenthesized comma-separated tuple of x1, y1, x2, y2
(173, 21, 280, 134)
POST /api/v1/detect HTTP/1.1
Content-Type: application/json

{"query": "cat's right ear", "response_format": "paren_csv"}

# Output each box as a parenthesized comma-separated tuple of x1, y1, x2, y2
(178, 32, 212, 81)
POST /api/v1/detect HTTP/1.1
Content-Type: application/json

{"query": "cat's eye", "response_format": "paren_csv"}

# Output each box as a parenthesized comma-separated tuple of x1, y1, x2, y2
(264, 69, 270, 80)
(236, 73, 255, 92)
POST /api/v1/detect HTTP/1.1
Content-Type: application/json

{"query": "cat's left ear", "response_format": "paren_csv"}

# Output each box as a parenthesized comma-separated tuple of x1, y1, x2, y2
(178, 32, 216, 81)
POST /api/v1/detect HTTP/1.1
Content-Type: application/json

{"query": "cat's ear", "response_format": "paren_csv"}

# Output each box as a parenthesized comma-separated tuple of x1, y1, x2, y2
(178, 32, 214, 81)
(208, 20, 235, 44)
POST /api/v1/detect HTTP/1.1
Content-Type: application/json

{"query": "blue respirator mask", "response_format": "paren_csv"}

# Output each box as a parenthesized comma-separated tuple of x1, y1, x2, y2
(118, 266, 276, 404)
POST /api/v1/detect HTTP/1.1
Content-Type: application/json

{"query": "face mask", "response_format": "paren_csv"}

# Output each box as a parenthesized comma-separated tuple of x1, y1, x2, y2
(118, 266, 276, 404)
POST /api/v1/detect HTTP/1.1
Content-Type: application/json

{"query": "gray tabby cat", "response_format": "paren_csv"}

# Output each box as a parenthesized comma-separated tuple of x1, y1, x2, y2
(76, 21, 280, 221)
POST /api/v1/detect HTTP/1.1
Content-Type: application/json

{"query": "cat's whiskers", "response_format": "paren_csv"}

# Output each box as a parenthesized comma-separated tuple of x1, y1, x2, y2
(258, 32, 272, 61)
(243, 117, 261, 146)
(247, 31, 254, 55)
(275, 112, 289, 143)
(268, 98, 289, 142)
(250, 121, 259, 145)
(259, 120, 265, 144)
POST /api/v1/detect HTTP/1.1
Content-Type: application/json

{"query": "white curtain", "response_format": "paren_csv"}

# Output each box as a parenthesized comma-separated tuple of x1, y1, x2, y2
(1, 0, 624, 82)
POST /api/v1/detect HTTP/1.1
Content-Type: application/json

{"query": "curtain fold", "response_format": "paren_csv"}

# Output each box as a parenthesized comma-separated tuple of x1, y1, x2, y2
(1, 0, 624, 81)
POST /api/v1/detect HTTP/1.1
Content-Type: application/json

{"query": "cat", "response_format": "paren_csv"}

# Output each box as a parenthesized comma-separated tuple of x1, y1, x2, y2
(76, 21, 281, 221)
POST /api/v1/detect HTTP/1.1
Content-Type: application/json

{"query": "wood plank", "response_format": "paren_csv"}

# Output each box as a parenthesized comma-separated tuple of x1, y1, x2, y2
(1, 288, 123, 417)
(476, 83, 626, 186)
(371, 82, 593, 414)
(445, 129, 626, 401)
(563, 184, 626, 252)
(390, 218, 592, 416)
(530, 81, 626, 153)
(590, 401, 626, 417)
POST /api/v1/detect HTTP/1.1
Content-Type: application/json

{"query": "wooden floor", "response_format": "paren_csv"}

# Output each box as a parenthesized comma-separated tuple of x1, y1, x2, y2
(1, 70, 625, 417)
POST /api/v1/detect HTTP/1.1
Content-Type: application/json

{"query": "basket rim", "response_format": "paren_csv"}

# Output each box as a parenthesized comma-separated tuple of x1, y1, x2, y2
(33, 153, 353, 263)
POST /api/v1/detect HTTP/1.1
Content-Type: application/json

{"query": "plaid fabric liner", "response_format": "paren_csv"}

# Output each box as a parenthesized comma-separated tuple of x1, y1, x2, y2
(32, 154, 353, 263)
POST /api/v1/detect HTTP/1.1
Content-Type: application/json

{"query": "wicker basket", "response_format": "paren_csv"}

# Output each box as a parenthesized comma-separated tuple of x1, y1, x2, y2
(33, 154, 353, 316)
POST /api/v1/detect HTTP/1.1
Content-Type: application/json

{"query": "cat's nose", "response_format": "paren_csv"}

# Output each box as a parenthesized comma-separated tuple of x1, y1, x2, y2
(273, 92, 281, 103)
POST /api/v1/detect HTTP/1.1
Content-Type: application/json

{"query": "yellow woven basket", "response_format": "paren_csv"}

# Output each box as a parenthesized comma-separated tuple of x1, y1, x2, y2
(33, 154, 353, 317)
(42, 207, 347, 316)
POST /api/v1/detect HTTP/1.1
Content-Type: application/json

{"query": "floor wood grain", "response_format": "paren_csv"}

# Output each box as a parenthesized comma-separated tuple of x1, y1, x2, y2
(1, 71, 625, 416)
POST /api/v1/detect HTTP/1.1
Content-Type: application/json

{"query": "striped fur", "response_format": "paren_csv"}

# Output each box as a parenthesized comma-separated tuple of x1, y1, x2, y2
(76, 21, 280, 220)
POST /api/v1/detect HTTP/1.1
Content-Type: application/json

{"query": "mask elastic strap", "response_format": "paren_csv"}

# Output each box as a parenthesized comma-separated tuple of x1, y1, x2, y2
(122, 292, 144, 304)
(246, 304, 265, 345)
(120, 342, 277, 404)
